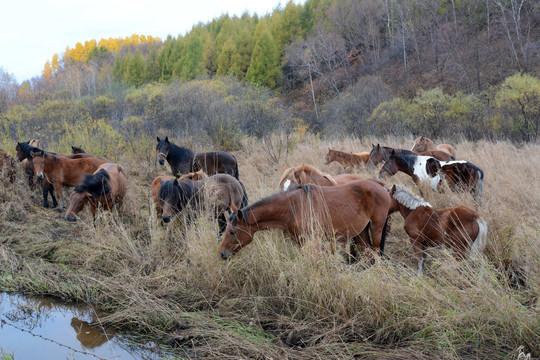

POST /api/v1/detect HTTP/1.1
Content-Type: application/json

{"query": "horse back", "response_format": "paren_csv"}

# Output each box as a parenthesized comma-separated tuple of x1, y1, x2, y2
(194, 150, 237, 176)
(198, 173, 244, 208)
(55, 156, 107, 186)
(419, 150, 454, 161)
(436, 144, 457, 158)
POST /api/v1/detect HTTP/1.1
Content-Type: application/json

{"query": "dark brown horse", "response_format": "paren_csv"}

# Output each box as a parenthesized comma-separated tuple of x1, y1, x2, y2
(367, 144, 454, 168)
(156, 137, 239, 179)
(219, 179, 391, 260)
(323, 148, 370, 169)
(389, 185, 487, 275)
(151, 171, 208, 217)
(379, 152, 484, 202)
(158, 174, 249, 234)
(65, 163, 127, 221)
(31, 151, 108, 210)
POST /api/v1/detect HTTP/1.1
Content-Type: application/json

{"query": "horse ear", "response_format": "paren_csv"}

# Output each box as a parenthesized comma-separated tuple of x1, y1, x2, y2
(173, 178, 178, 186)
(390, 184, 396, 195)
(231, 202, 238, 212)
(165, 137, 169, 142)
(391, 149, 395, 155)
(377, 144, 380, 149)
(156, 136, 160, 142)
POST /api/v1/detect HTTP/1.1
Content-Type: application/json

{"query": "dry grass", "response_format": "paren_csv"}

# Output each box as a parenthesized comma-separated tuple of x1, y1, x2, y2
(0, 136, 538, 359)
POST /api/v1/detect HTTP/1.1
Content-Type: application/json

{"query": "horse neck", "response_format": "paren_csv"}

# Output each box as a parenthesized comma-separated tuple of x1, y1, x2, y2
(244, 194, 296, 232)
(394, 157, 415, 177)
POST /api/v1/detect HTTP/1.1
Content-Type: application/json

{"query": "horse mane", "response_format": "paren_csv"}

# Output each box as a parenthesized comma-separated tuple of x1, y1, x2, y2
(18, 142, 44, 159)
(75, 169, 111, 196)
(158, 179, 194, 208)
(392, 185, 432, 210)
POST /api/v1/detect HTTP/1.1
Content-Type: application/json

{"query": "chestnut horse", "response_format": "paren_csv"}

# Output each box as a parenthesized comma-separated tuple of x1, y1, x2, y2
(1, 149, 15, 183)
(65, 163, 127, 221)
(156, 137, 239, 179)
(412, 136, 456, 158)
(279, 164, 383, 191)
(389, 185, 487, 275)
(379, 152, 484, 202)
(151, 170, 208, 217)
(324, 148, 370, 169)
(158, 174, 249, 234)
(367, 144, 454, 168)
(31, 151, 108, 210)
(219, 179, 391, 260)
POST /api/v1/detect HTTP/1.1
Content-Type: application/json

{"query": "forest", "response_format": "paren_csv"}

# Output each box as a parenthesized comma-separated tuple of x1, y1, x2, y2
(1, 0, 540, 150)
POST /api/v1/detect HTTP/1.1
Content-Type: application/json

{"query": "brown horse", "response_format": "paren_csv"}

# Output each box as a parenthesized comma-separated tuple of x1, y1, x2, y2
(32, 151, 108, 210)
(151, 175, 175, 217)
(219, 179, 391, 260)
(156, 137, 239, 179)
(178, 169, 207, 181)
(412, 136, 457, 158)
(324, 148, 370, 170)
(1, 149, 15, 183)
(65, 163, 127, 221)
(379, 152, 484, 202)
(279, 164, 383, 191)
(158, 174, 249, 234)
(389, 185, 487, 275)
(367, 144, 454, 168)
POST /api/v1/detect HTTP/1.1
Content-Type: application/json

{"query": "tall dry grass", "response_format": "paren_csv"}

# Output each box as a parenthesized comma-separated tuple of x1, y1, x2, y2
(0, 136, 538, 359)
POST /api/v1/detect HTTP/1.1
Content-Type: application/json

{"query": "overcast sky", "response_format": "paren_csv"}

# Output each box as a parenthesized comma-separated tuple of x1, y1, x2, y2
(1, 0, 298, 83)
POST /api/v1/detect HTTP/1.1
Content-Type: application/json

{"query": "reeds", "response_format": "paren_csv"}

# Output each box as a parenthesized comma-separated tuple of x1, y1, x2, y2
(0, 136, 538, 359)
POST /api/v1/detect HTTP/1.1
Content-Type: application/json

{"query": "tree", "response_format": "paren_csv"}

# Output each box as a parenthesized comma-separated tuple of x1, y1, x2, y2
(246, 21, 281, 88)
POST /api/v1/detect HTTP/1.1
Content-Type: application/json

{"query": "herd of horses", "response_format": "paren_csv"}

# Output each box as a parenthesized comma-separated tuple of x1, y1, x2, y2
(0, 135, 487, 276)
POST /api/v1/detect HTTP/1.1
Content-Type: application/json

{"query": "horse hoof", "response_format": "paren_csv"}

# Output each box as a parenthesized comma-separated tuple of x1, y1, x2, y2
(44, 203, 49, 208)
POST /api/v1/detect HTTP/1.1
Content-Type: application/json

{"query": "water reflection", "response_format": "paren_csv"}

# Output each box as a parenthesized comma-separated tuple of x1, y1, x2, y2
(0, 293, 173, 360)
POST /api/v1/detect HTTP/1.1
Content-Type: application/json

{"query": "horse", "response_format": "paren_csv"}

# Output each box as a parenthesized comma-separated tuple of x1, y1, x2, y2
(31, 151, 108, 210)
(1, 149, 15, 183)
(219, 179, 391, 260)
(151, 175, 175, 217)
(379, 152, 484, 202)
(367, 144, 455, 169)
(411, 136, 457, 158)
(65, 163, 127, 221)
(324, 148, 370, 170)
(158, 174, 249, 234)
(156, 137, 239, 179)
(279, 164, 382, 191)
(388, 185, 487, 275)
(178, 169, 207, 181)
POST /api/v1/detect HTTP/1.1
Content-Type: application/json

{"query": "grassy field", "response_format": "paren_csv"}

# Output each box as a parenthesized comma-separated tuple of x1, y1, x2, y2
(0, 135, 538, 359)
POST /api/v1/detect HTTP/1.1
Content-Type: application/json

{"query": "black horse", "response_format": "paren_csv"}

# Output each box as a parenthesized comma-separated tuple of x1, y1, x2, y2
(156, 137, 239, 179)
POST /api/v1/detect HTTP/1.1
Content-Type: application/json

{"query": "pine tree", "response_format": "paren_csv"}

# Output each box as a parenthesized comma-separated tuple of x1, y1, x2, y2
(246, 21, 281, 88)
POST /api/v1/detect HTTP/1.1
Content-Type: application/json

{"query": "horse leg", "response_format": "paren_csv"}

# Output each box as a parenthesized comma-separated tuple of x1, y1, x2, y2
(42, 184, 50, 208)
(49, 185, 58, 208)
(54, 181, 64, 211)
(413, 241, 425, 276)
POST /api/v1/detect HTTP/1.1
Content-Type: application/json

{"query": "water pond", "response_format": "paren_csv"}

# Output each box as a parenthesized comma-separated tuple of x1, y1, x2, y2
(0, 292, 176, 360)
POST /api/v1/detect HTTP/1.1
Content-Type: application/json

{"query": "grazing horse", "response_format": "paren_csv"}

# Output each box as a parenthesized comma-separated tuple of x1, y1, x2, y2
(379, 152, 484, 202)
(156, 137, 239, 179)
(367, 144, 454, 168)
(219, 179, 391, 260)
(411, 136, 457, 158)
(65, 163, 127, 221)
(389, 185, 487, 275)
(158, 174, 249, 234)
(279, 164, 383, 191)
(1, 149, 15, 183)
(324, 148, 370, 169)
(151, 175, 175, 217)
(31, 151, 108, 210)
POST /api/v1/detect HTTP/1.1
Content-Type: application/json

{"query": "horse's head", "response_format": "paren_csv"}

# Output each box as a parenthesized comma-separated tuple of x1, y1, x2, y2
(219, 208, 253, 260)
(15, 142, 26, 161)
(156, 136, 170, 165)
(65, 190, 89, 221)
(367, 144, 383, 168)
(323, 148, 335, 165)
(411, 136, 427, 152)
(31, 151, 47, 179)
(379, 151, 398, 179)
(158, 178, 191, 223)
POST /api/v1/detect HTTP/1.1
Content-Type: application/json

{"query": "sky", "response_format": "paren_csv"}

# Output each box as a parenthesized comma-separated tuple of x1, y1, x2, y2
(0, 0, 298, 83)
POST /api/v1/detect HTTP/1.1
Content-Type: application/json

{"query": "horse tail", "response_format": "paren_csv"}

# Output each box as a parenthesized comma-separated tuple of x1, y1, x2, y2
(233, 161, 239, 180)
(471, 217, 488, 254)
(379, 216, 391, 256)
(239, 180, 249, 209)
(473, 169, 484, 203)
